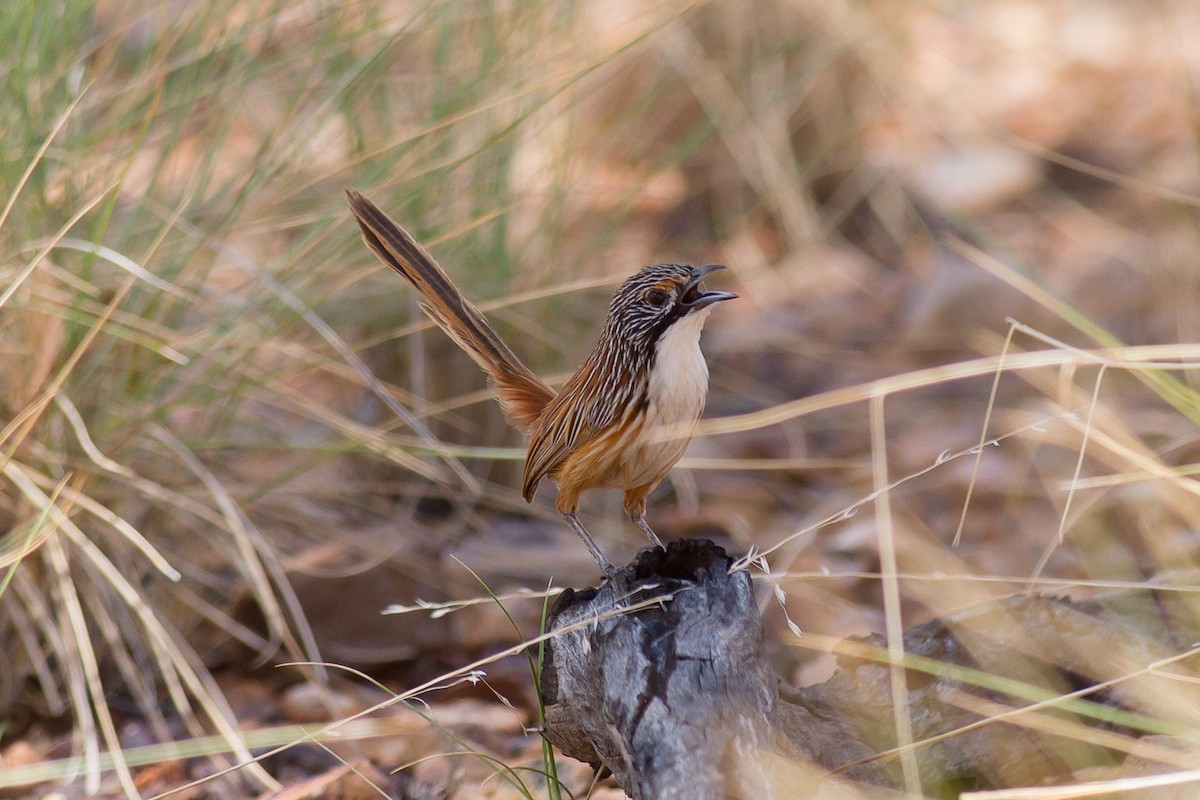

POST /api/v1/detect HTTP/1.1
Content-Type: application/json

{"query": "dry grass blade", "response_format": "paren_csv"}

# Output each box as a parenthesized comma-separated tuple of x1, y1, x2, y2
(697, 344, 1200, 439)
(960, 769, 1200, 799)
(42, 532, 136, 797)
(0, 718, 415, 791)
(0, 82, 90, 234)
(955, 323, 1018, 547)
(867, 394, 920, 797)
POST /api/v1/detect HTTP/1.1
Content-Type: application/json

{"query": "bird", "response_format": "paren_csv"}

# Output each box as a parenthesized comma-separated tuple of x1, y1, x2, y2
(346, 189, 735, 575)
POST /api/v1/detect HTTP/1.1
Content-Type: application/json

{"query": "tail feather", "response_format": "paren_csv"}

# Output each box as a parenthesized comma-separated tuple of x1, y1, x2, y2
(346, 190, 555, 432)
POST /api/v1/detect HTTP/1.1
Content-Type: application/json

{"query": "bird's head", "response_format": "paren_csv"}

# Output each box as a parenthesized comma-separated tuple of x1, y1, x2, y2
(603, 263, 736, 349)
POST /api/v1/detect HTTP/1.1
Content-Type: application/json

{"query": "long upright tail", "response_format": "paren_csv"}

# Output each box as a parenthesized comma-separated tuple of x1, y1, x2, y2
(346, 189, 555, 433)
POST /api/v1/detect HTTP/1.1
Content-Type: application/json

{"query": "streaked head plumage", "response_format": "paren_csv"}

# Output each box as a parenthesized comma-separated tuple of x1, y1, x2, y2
(603, 263, 736, 346)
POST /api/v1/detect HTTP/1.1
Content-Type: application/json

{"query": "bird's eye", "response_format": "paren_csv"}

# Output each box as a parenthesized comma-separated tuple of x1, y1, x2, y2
(645, 289, 670, 308)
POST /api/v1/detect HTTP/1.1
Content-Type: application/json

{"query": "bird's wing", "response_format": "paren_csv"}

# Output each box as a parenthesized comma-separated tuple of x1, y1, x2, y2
(520, 350, 627, 502)
(521, 386, 593, 502)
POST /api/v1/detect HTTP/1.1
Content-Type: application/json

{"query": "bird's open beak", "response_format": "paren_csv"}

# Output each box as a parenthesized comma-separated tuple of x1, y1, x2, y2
(681, 264, 737, 309)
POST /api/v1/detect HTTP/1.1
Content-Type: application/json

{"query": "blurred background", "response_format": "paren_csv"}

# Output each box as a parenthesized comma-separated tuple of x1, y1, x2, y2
(2, 0, 1199, 796)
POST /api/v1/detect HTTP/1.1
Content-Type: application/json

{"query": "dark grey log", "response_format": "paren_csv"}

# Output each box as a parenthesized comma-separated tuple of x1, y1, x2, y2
(541, 539, 1200, 799)
(540, 539, 889, 799)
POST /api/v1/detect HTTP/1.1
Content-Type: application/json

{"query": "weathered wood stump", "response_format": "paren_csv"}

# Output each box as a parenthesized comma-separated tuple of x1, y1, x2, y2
(540, 539, 886, 798)
(541, 539, 1200, 799)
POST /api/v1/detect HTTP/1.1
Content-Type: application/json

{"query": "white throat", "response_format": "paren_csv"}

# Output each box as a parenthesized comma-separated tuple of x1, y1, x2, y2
(646, 306, 714, 429)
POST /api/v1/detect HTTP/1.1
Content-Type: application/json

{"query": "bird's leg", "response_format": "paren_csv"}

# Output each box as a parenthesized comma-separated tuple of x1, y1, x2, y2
(623, 487, 663, 548)
(630, 513, 664, 548)
(563, 512, 616, 577)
